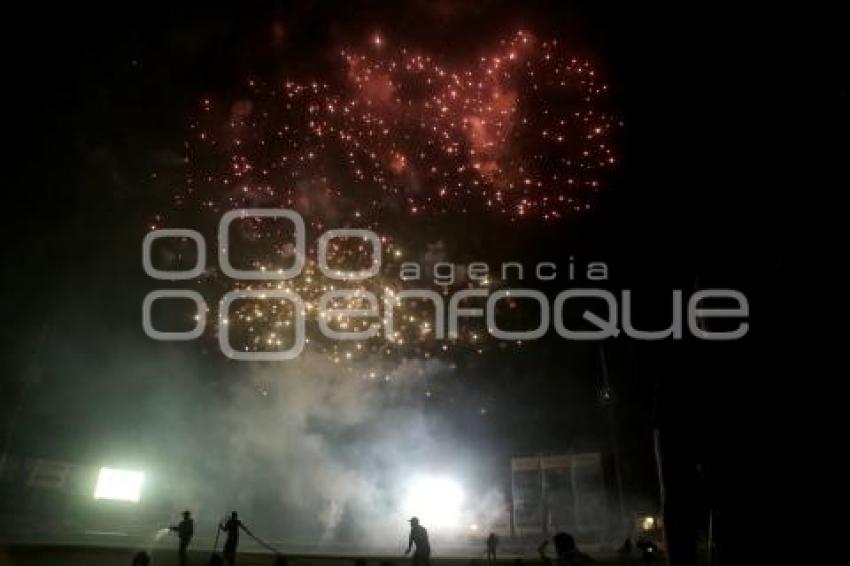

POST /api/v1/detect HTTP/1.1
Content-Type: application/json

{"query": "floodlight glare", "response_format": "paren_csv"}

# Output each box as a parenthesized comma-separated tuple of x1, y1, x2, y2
(94, 467, 144, 503)
(402, 475, 465, 529)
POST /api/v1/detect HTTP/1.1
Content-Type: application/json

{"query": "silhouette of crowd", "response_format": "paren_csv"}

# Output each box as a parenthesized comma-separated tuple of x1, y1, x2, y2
(130, 511, 638, 566)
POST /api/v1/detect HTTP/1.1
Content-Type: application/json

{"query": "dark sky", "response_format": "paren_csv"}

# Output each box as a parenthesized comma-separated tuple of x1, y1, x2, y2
(0, 1, 827, 558)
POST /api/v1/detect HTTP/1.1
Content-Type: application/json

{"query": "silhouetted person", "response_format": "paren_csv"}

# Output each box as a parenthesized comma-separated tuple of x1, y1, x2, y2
(486, 532, 498, 565)
(220, 511, 244, 566)
(404, 517, 430, 566)
(170, 510, 195, 566)
(538, 532, 592, 566)
(635, 539, 658, 565)
(131, 551, 151, 566)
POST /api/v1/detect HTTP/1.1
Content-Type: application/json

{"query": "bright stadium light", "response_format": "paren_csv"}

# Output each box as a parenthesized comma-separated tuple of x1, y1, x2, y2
(94, 467, 145, 503)
(402, 475, 465, 529)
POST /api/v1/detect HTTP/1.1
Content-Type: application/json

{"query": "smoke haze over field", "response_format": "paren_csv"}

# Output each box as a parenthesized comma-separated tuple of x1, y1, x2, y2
(16, 317, 514, 547)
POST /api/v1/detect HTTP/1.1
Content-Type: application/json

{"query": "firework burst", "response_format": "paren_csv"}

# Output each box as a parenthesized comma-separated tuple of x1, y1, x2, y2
(147, 31, 621, 364)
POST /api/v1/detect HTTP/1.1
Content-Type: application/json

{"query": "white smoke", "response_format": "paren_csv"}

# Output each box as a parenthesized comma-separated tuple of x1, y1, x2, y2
(182, 351, 479, 548)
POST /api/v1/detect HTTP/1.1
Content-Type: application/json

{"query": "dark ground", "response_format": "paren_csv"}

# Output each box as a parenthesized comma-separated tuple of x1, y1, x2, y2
(0, 546, 640, 566)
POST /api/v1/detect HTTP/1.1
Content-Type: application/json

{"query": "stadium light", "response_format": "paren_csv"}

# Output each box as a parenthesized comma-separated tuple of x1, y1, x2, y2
(402, 475, 465, 529)
(94, 467, 145, 503)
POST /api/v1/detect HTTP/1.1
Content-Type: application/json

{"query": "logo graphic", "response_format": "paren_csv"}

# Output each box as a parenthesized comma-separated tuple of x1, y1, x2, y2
(143, 209, 750, 361)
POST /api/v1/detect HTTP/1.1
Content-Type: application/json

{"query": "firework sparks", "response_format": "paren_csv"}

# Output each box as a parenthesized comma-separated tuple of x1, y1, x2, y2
(148, 31, 621, 363)
(157, 30, 619, 228)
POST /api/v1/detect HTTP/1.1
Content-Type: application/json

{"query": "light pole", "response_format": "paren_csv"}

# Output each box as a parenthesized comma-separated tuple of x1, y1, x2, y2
(598, 345, 627, 541)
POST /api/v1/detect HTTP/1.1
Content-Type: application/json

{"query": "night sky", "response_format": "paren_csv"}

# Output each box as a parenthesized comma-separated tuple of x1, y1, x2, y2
(0, 1, 825, 562)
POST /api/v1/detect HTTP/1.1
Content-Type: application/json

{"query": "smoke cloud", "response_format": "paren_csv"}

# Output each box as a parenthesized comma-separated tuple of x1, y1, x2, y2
(121, 342, 503, 550)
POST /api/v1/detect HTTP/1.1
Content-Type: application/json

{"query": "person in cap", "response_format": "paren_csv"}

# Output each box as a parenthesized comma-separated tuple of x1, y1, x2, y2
(404, 517, 431, 566)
